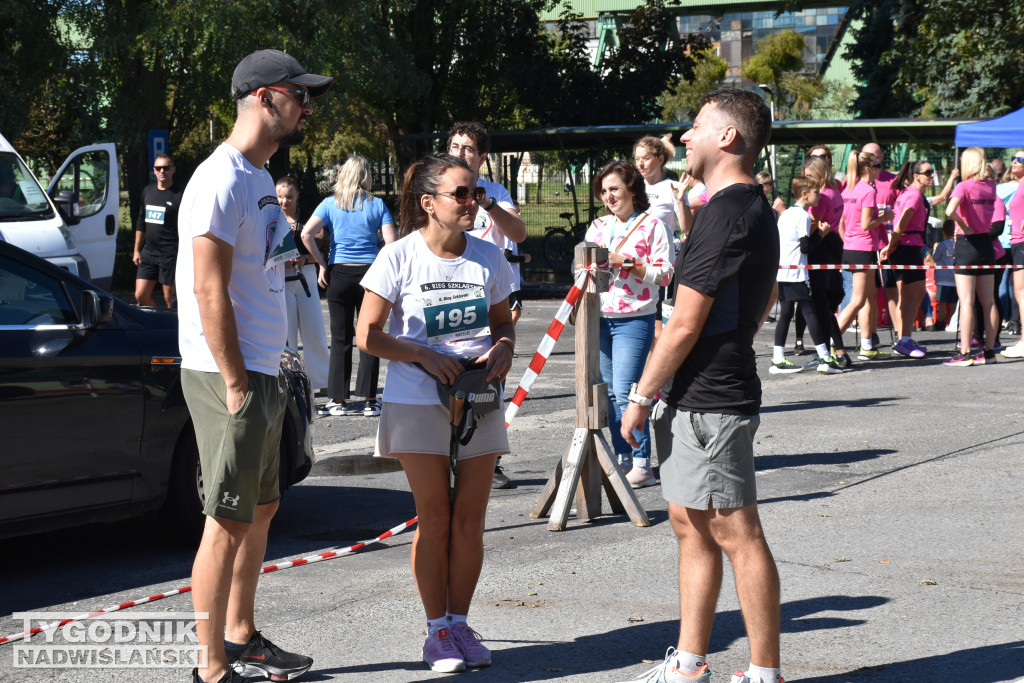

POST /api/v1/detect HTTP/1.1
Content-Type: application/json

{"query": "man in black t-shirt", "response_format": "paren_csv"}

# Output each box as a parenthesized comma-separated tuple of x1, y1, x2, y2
(133, 154, 183, 307)
(618, 89, 783, 683)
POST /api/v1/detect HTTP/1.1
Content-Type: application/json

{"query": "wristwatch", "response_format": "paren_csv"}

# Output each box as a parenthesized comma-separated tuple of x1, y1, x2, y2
(484, 197, 498, 212)
(628, 383, 654, 407)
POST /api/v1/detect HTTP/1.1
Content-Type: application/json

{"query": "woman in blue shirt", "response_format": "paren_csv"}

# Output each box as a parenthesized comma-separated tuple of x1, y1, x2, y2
(302, 155, 396, 416)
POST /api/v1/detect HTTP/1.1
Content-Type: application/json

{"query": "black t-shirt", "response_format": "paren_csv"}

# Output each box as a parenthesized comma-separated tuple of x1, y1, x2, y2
(135, 183, 183, 255)
(663, 183, 780, 415)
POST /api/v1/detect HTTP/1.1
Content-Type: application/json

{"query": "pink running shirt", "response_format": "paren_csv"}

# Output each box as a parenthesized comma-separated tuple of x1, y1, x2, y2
(950, 178, 997, 236)
(842, 180, 881, 251)
(894, 185, 926, 247)
(1010, 186, 1024, 245)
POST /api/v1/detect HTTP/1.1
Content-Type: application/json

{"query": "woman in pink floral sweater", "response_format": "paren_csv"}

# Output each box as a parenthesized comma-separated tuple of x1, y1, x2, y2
(584, 159, 674, 488)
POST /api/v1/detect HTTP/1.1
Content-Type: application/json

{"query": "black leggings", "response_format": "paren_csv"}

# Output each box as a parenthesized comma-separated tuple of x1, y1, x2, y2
(795, 281, 846, 352)
(776, 297, 829, 351)
(326, 264, 379, 401)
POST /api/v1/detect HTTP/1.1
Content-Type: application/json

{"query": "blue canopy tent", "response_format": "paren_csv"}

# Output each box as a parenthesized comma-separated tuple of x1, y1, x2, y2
(954, 107, 1024, 147)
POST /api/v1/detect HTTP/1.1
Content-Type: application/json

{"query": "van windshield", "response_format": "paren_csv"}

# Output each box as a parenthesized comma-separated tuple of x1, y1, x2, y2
(0, 153, 55, 221)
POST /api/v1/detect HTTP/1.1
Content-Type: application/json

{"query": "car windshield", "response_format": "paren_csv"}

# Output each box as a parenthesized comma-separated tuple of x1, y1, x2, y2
(0, 153, 54, 221)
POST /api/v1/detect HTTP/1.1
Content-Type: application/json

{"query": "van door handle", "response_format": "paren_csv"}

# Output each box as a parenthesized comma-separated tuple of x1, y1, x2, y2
(106, 215, 116, 235)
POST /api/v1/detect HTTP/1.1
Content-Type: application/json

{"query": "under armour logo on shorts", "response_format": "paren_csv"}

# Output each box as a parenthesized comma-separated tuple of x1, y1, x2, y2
(220, 492, 240, 509)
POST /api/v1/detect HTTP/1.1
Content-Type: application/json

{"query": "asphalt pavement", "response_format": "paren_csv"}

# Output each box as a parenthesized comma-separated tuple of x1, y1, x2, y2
(0, 297, 1022, 682)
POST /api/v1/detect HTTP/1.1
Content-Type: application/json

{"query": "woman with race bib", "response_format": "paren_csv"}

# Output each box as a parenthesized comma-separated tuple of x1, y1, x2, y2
(583, 159, 673, 489)
(356, 153, 514, 673)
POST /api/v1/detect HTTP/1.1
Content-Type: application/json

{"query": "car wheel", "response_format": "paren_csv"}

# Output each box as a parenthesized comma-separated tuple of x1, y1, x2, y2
(162, 424, 206, 543)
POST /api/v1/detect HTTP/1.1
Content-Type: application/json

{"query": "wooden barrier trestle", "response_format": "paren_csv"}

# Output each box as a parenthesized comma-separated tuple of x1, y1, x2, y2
(531, 243, 651, 531)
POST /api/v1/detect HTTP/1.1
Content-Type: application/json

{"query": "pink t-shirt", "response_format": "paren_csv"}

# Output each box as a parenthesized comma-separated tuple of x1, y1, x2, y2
(842, 180, 882, 251)
(950, 178, 997, 236)
(894, 185, 926, 247)
(874, 170, 900, 210)
(1009, 186, 1024, 245)
(810, 185, 843, 233)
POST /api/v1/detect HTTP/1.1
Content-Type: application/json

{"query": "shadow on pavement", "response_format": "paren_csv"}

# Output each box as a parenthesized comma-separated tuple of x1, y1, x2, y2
(312, 595, 890, 681)
(755, 448, 895, 471)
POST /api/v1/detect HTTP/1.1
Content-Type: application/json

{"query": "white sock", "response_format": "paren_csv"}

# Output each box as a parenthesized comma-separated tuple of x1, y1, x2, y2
(773, 346, 785, 363)
(671, 650, 707, 675)
(900, 335, 912, 343)
(815, 343, 829, 359)
(861, 337, 874, 350)
(427, 616, 448, 634)
(446, 613, 467, 626)
(746, 663, 782, 683)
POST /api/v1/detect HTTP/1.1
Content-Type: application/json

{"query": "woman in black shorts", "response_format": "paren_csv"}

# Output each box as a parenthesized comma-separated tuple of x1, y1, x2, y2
(835, 150, 893, 359)
(944, 147, 999, 366)
(881, 161, 933, 358)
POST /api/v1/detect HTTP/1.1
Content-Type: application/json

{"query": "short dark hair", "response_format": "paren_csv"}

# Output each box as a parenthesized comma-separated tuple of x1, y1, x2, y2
(698, 88, 772, 159)
(446, 121, 490, 155)
(592, 159, 650, 213)
(399, 153, 472, 236)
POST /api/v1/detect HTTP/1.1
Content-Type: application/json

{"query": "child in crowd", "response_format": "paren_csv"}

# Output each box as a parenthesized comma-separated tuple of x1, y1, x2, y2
(771, 175, 844, 375)
(933, 220, 957, 330)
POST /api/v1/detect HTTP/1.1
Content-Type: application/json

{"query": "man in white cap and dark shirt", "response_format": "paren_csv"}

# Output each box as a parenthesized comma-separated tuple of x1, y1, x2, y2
(176, 49, 332, 683)
(446, 121, 527, 489)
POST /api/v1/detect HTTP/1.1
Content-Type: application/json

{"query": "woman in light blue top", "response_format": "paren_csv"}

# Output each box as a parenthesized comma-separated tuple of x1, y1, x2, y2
(302, 155, 396, 416)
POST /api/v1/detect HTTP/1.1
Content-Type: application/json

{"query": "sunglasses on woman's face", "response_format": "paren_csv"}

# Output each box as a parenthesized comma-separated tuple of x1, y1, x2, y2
(1012, 156, 1024, 164)
(917, 169, 935, 176)
(434, 186, 487, 204)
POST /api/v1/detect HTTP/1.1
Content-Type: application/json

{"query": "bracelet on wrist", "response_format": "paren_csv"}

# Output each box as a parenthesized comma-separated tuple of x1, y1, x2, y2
(497, 338, 515, 352)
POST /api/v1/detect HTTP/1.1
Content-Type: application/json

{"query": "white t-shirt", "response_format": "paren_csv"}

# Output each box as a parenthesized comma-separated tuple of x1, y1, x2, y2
(176, 143, 289, 376)
(468, 178, 520, 291)
(776, 204, 811, 284)
(361, 230, 513, 405)
(646, 178, 678, 237)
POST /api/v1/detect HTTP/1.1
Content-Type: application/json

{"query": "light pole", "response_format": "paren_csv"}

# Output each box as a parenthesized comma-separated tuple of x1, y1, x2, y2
(758, 84, 777, 182)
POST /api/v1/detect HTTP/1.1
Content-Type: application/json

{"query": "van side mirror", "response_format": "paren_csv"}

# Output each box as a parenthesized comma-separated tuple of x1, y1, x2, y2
(80, 290, 114, 329)
(53, 189, 81, 226)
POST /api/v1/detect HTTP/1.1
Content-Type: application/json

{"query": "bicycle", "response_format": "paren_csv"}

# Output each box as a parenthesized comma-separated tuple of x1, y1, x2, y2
(542, 210, 594, 268)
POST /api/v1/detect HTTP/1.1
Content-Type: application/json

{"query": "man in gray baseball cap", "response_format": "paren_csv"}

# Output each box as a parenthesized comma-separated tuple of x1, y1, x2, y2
(179, 49, 331, 683)
(231, 49, 334, 100)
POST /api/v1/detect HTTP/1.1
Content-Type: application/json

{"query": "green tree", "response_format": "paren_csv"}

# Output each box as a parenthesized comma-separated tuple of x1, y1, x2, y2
(660, 47, 728, 123)
(847, 0, 1024, 119)
(741, 29, 805, 100)
(0, 0, 66, 142)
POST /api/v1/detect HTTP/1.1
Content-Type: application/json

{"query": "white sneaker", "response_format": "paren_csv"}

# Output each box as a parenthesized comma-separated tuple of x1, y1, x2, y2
(1000, 342, 1024, 358)
(626, 466, 657, 489)
(615, 648, 711, 682)
(730, 673, 784, 683)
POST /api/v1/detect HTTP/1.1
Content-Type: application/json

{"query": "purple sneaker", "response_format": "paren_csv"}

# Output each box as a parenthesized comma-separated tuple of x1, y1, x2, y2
(450, 622, 492, 667)
(423, 627, 465, 673)
(893, 339, 926, 358)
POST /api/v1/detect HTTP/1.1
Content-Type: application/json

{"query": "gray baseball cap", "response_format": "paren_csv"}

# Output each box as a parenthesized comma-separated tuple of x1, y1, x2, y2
(231, 49, 333, 100)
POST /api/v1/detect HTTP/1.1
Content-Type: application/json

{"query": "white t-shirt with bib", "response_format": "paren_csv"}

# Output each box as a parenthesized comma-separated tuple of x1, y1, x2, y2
(361, 231, 513, 405)
(468, 178, 520, 291)
(176, 143, 289, 376)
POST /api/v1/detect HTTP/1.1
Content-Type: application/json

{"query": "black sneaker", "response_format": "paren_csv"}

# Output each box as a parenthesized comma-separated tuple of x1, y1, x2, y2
(836, 353, 854, 370)
(228, 631, 312, 681)
(492, 465, 511, 489)
(193, 667, 251, 683)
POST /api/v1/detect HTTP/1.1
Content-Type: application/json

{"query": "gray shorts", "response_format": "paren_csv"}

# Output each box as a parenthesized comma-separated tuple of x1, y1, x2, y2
(182, 369, 286, 523)
(375, 402, 509, 460)
(652, 402, 760, 510)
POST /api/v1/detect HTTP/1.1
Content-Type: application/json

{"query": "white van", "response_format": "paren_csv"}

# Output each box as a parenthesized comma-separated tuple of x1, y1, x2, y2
(0, 134, 119, 290)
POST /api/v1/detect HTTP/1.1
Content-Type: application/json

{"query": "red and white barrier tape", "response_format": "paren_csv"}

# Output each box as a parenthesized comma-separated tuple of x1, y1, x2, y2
(782, 263, 1015, 270)
(505, 268, 589, 427)
(0, 517, 417, 645)
(1, 270, 596, 646)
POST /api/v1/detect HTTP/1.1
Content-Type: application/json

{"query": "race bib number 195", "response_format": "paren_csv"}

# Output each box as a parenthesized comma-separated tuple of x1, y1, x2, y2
(423, 287, 488, 349)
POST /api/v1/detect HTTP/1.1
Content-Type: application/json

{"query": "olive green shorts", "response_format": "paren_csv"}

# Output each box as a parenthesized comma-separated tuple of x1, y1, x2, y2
(181, 369, 286, 523)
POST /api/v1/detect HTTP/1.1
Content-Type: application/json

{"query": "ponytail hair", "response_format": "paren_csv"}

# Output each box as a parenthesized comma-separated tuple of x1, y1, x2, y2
(895, 160, 931, 190)
(847, 150, 879, 188)
(398, 153, 471, 237)
(634, 134, 675, 165)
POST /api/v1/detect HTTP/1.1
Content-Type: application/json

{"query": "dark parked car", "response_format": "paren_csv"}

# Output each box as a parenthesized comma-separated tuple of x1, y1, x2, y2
(0, 240, 314, 540)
